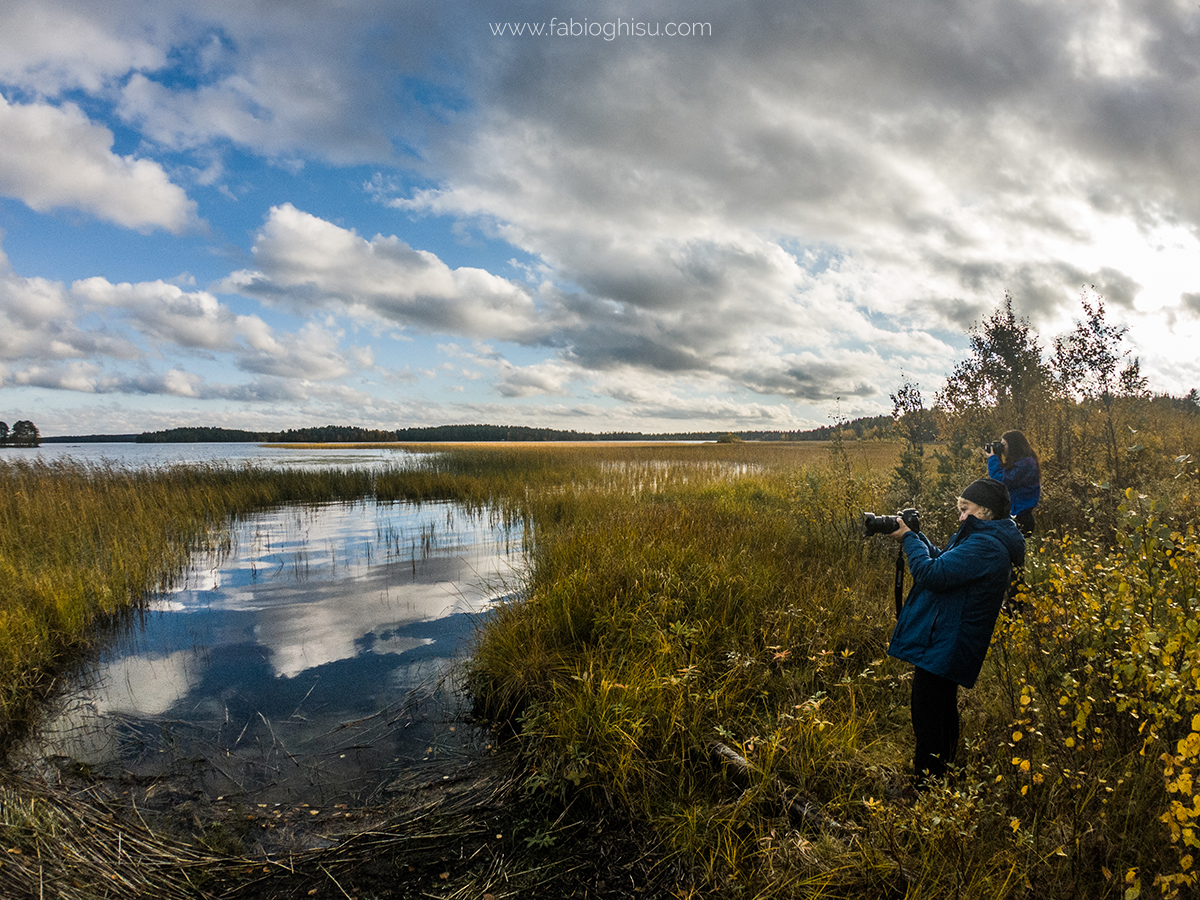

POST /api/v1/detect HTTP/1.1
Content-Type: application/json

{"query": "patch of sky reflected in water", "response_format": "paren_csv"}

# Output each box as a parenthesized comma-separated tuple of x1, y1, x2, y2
(20, 497, 527, 811)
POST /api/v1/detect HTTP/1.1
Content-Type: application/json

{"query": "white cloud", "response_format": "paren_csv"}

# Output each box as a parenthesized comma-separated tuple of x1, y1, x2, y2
(0, 242, 371, 404)
(226, 204, 542, 341)
(73, 278, 244, 350)
(0, 257, 140, 364)
(12, 361, 104, 393)
(0, 94, 196, 232)
(0, 1, 166, 95)
(237, 322, 351, 381)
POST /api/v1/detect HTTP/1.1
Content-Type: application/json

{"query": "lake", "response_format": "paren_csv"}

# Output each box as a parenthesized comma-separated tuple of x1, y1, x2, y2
(3, 440, 422, 469)
(13, 444, 526, 825)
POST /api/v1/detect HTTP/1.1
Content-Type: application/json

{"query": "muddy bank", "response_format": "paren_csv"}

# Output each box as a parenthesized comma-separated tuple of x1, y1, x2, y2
(2, 745, 671, 900)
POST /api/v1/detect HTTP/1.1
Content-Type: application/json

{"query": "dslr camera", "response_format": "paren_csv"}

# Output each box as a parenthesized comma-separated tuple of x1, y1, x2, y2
(985, 440, 1004, 456)
(862, 508, 921, 537)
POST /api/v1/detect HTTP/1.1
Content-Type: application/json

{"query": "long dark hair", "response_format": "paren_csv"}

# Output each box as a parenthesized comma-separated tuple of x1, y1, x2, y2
(1001, 429, 1038, 466)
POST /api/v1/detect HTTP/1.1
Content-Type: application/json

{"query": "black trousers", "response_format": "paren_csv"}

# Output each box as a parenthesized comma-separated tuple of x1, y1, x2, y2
(1014, 509, 1036, 535)
(911, 666, 959, 786)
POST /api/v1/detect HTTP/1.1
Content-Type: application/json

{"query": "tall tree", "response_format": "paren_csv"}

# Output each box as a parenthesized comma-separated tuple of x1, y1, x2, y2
(931, 294, 1055, 503)
(1051, 294, 1142, 403)
(1051, 292, 1145, 485)
(937, 292, 1054, 428)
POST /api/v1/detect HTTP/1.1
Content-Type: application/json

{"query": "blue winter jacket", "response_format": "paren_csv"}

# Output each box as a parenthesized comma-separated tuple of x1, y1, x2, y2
(987, 454, 1041, 517)
(887, 516, 1026, 688)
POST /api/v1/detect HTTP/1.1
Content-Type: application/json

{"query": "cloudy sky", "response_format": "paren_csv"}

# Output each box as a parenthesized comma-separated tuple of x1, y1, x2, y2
(2, 0, 1199, 437)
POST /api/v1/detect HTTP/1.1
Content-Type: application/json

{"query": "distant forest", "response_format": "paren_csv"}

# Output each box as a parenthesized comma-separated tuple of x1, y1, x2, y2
(39, 417, 897, 444)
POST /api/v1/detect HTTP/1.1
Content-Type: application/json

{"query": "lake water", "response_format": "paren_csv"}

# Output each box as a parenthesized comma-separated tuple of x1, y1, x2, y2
(14, 444, 527, 819)
(3, 440, 421, 469)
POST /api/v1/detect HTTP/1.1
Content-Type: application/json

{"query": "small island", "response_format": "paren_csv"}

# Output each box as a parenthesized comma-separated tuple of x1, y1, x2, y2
(0, 419, 40, 447)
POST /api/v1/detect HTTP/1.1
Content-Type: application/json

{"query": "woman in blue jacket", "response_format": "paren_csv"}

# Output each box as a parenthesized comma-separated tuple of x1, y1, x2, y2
(886, 478, 1026, 789)
(987, 430, 1041, 534)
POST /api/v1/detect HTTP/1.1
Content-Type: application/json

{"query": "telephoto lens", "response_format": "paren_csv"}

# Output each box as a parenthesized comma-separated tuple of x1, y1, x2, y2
(862, 512, 900, 536)
(862, 508, 920, 537)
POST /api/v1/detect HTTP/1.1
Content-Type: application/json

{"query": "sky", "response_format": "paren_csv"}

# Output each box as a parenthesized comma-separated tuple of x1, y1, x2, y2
(2, 0, 1199, 437)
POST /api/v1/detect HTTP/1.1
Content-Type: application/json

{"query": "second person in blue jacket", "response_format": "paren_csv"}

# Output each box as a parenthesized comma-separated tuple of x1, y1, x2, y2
(987, 429, 1041, 534)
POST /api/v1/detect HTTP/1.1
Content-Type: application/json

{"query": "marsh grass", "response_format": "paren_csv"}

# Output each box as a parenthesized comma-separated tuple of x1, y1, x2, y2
(464, 440, 1200, 898)
(10, 438, 1200, 897)
(0, 442, 874, 745)
(466, 443, 918, 894)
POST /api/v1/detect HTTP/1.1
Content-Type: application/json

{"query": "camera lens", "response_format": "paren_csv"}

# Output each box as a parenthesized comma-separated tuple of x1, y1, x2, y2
(862, 512, 899, 536)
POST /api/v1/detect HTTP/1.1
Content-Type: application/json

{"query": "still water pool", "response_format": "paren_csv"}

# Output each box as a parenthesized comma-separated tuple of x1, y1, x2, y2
(19, 497, 526, 812)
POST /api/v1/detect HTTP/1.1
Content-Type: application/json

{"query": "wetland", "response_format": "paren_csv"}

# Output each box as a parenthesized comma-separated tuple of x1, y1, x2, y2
(7, 432, 1200, 899)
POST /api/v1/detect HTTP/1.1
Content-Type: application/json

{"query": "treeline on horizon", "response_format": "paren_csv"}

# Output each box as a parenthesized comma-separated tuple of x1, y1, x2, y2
(47, 417, 896, 444)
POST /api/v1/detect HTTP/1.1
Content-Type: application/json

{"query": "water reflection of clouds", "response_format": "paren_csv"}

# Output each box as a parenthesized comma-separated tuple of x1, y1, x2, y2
(36, 499, 521, 744)
(247, 565, 503, 678)
(91, 650, 197, 716)
(175, 547, 515, 679)
(201, 504, 515, 679)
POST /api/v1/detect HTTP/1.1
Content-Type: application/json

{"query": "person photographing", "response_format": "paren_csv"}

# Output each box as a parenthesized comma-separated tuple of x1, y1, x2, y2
(885, 478, 1026, 791)
(986, 430, 1041, 534)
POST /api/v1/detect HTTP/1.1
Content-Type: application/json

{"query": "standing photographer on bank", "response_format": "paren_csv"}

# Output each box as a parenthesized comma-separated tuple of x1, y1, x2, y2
(986, 430, 1041, 535)
(885, 478, 1026, 792)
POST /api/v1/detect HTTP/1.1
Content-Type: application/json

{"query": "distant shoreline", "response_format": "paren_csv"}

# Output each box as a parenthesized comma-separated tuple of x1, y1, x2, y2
(39, 416, 893, 445)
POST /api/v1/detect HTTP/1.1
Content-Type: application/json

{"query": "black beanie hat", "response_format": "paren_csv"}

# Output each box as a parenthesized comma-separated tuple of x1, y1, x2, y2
(960, 478, 1011, 519)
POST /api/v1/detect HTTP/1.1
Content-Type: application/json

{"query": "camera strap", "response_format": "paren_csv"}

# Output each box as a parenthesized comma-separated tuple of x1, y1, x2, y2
(894, 551, 906, 618)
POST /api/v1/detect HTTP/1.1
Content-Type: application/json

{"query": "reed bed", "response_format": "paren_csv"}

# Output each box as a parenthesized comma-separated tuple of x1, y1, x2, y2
(0, 443, 871, 746)
(468, 441, 911, 895)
